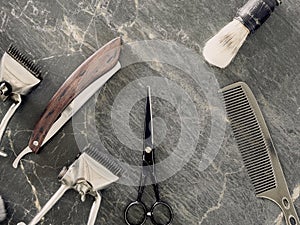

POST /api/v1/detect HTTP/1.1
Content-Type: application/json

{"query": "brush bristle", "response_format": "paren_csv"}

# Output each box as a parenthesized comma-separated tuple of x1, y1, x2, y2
(203, 19, 250, 68)
(6, 44, 42, 78)
(0, 196, 6, 222)
(221, 82, 276, 195)
(84, 146, 123, 177)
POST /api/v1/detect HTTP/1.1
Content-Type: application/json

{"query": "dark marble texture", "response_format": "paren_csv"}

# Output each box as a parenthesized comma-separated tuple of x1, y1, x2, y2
(0, 0, 299, 224)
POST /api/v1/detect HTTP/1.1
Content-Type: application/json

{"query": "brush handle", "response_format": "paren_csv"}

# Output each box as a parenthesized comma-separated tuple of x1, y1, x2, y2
(235, 0, 281, 33)
(28, 37, 121, 153)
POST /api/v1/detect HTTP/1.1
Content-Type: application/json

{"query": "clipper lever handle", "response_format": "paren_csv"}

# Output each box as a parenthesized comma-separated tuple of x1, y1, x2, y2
(17, 184, 70, 225)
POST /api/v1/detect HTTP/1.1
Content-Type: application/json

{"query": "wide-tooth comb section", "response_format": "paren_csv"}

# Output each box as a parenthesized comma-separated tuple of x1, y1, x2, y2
(84, 146, 123, 177)
(6, 44, 42, 78)
(221, 84, 277, 195)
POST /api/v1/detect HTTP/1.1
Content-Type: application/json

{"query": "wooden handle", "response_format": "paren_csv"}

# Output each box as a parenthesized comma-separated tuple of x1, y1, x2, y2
(29, 37, 122, 153)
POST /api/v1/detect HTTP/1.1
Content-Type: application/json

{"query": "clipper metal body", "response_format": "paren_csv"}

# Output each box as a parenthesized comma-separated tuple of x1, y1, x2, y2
(17, 151, 121, 225)
(0, 45, 41, 157)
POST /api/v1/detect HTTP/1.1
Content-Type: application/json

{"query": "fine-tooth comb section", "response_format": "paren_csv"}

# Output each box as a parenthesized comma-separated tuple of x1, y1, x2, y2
(7, 44, 42, 78)
(221, 83, 276, 195)
(85, 146, 123, 177)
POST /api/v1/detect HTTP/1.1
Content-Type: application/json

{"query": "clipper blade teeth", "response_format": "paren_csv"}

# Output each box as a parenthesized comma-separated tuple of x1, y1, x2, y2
(221, 83, 277, 195)
(7, 44, 42, 78)
(84, 146, 123, 177)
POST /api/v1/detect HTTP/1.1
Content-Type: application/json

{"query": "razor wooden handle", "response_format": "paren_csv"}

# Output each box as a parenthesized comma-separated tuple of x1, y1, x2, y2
(235, 0, 281, 33)
(29, 37, 121, 153)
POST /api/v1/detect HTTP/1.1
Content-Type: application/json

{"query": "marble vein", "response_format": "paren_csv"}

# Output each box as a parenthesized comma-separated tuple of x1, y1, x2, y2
(9, 0, 32, 19)
(20, 162, 41, 211)
(79, 1, 102, 49)
(198, 165, 245, 225)
(0, 10, 8, 33)
(55, 0, 68, 13)
(6, 130, 42, 214)
(19, 163, 41, 212)
(0, 0, 299, 224)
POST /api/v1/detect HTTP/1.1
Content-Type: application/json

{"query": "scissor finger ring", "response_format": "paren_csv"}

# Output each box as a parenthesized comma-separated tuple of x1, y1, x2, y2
(125, 201, 147, 225)
(150, 201, 173, 225)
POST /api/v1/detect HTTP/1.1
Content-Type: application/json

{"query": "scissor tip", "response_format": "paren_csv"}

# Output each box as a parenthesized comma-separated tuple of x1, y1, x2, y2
(146, 86, 151, 96)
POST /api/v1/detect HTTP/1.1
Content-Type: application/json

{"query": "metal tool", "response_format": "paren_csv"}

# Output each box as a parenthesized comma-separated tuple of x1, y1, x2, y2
(0, 45, 42, 157)
(124, 87, 173, 225)
(221, 82, 299, 225)
(13, 37, 122, 167)
(17, 146, 122, 225)
(0, 195, 6, 222)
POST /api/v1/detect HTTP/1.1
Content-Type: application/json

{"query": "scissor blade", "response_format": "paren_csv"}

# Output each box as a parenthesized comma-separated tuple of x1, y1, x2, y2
(144, 86, 153, 150)
(12, 62, 121, 168)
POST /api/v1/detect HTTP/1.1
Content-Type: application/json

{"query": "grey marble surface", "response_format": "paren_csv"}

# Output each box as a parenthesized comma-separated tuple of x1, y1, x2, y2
(0, 0, 299, 224)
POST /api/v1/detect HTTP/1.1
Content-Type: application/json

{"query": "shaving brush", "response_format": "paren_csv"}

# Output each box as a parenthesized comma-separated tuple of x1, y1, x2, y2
(203, 0, 281, 68)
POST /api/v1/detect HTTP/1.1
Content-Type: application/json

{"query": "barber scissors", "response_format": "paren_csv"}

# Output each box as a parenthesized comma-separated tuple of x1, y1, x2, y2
(124, 86, 173, 225)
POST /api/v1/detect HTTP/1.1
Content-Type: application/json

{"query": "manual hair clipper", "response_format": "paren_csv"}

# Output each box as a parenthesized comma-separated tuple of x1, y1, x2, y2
(17, 146, 123, 225)
(0, 45, 42, 157)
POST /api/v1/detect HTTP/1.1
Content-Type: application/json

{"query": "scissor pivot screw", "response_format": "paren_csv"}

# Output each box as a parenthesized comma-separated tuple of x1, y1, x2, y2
(33, 141, 39, 146)
(145, 147, 152, 153)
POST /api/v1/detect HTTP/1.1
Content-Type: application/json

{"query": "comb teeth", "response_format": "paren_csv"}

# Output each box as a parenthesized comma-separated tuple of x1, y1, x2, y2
(221, 83, 277, 195)
(6, 44, 42, 78)
(84, 146, 123, 177)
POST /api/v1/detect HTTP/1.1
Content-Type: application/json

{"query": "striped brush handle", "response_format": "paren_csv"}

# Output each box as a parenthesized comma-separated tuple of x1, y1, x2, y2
(235, 0, 281, 33)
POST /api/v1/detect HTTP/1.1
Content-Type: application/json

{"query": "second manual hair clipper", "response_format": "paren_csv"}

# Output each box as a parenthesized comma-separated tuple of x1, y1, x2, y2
(0, 45, 42, 157)
(17, 146, 123, 225)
